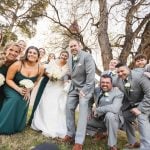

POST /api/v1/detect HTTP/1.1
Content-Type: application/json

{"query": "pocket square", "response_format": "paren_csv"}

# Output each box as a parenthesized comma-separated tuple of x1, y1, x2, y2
(77, 63, 82, 66)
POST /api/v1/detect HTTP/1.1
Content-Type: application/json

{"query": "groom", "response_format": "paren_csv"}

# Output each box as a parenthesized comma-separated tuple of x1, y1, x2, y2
(63, 39, 95, 150)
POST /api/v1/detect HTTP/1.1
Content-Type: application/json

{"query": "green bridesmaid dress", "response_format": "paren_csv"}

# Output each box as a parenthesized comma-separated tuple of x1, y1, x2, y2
(0, 72, 38, 134)
(28, 75, 49, 125)
(0, 65, 9, 110)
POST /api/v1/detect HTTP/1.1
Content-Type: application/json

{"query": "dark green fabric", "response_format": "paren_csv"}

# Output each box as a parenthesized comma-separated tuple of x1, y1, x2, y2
(28, 76, 49, 125)
(0, 65, 9, 110)
(0, 72, 37, 134)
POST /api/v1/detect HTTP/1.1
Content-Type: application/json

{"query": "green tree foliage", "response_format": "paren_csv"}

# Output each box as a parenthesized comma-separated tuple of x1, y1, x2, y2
(0, 0, 48, 45)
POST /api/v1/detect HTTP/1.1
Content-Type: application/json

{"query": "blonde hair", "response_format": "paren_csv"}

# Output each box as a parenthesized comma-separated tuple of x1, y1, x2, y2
(3, 41, 21, 52)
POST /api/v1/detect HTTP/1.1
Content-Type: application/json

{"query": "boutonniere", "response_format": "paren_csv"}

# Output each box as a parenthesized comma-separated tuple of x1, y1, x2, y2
(124, 82, 131, 88)
(124, 82, 133, 95)
(111, 70, 116, 76)
(73, 55, 78, 62)
(77, 63, 82, 67)
(104, 92, 109, 97)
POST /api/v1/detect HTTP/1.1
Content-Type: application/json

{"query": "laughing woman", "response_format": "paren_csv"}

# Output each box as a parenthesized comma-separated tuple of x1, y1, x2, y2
(0, 46, 44, 134)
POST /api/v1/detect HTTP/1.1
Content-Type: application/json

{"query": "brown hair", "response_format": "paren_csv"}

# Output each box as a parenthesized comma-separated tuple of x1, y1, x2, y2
(134, 54, 147, 62)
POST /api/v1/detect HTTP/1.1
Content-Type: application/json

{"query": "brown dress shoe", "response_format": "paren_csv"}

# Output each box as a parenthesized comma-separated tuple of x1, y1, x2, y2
(110, 146, 119, 150)
(93, 132, 107, 141)
(125, 142, 140, 149)
(72, 143, 83, 150)
(63, 135, 74, 144)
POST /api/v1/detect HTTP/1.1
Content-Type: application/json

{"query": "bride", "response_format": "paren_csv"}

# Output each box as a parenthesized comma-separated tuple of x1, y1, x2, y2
(31, 50, 69, 138)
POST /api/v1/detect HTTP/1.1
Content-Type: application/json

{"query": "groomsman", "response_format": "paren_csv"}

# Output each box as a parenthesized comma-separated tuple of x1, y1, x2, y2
(87, 74, 124, 150)
(114, 63, 150, 149)
(102, 59, 120, 76)
(133, 54, 147, 69)
(102, 59, 120, 84)
(63, 39, 95, 150)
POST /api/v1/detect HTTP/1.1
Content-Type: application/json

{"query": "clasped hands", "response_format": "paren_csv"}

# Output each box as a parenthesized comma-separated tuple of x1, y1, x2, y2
(18, 87, 32, 101)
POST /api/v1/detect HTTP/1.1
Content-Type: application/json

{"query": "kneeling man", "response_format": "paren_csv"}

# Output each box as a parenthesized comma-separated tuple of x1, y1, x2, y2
(87, 74, 124, 150)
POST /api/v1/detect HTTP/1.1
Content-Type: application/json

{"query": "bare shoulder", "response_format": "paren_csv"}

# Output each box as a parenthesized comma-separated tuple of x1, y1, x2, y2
(39, 63, 45, 74)
(9, 61, 22, 70)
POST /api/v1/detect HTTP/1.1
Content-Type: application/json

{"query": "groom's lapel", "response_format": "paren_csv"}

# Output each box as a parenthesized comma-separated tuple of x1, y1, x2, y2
(72, 52, 81, 72)
(69, 57, 73, 73)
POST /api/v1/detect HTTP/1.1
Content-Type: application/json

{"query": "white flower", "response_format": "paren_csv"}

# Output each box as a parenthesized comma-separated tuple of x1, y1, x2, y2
(104, 92, 109, 97)
(124, 82, 131, 88)
(111, 70, 116, 76)
(19, 79, 34, 89)
(0, 73, 5, 86)
(73, 55, 78, 61)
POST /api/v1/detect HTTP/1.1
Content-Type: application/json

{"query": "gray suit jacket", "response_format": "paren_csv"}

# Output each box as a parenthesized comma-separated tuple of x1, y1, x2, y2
(65, 50, 95, 95)
(114, 69, 150, 115)
(89, 87, 124, 117)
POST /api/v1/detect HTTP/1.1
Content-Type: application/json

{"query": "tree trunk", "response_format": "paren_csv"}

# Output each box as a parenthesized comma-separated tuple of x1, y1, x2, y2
(137, 21, 150, 61)
(98, 0, 112, 70)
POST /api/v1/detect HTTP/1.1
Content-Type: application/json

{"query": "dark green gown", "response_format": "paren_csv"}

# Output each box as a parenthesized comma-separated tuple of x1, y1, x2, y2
(0, 72, 38, 134)
(0, 65, 9, 110)
(28, 76, 49, 125)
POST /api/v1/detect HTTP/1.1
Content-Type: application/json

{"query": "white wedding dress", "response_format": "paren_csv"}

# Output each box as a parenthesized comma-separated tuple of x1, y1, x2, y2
(31, 61, 68, 138)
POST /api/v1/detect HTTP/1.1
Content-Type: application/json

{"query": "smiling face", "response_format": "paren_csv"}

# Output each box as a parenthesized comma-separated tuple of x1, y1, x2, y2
(100, 77, 112, 92)
(69, 40, 80, 56)
(109, 59, 119, 70)
(117, 66, 130, 80)
(5, 44, 21, 61)
(39, 48, 45, 59)
(59, 51, 69, 61)
(135, 58, 147, 68)
(26, 48, 39, 62)
(17, 40, 26, 53)
(48, 53, 55, 61)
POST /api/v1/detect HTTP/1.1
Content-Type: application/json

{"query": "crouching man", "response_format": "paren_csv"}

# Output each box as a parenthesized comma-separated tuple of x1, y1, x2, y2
(87, 74, 124, 150)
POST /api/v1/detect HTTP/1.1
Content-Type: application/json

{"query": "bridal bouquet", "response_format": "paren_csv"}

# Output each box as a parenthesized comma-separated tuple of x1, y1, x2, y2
(19, 79, 34, 103)
(0, 73, 5, 87)
(47, 70, 62, 81)
(19, 79, 34, 89)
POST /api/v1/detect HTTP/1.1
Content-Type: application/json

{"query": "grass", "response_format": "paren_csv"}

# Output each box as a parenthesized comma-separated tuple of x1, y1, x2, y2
(0, 109, 139, 150)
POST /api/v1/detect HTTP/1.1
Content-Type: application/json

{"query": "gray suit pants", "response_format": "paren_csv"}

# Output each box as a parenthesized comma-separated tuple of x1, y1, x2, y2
(122, 110, 137, 144)
(87, 112, 121, 147)
(66, 89, 92, 144)
(137, 113, 150, 150)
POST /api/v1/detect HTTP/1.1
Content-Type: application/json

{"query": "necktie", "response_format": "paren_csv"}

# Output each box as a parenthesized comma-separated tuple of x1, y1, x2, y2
(72, 58, 75, 69)
(124, 79, 128, 84)
(97, 92, 104, 106)
(72, 55, 77, 69)
(109, 71, 112, 76)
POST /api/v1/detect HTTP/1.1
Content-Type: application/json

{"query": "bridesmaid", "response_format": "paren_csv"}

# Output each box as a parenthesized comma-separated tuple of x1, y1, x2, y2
(0, 46, 44, 134)
(0, 42, 21, 109)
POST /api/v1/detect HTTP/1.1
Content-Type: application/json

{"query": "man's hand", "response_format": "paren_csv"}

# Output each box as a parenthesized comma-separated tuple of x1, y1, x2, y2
(93, 111, 99, 118)
(130, 108, 141, 116)
(79, 90, 85, 97)
(87, 111, 93, 120)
